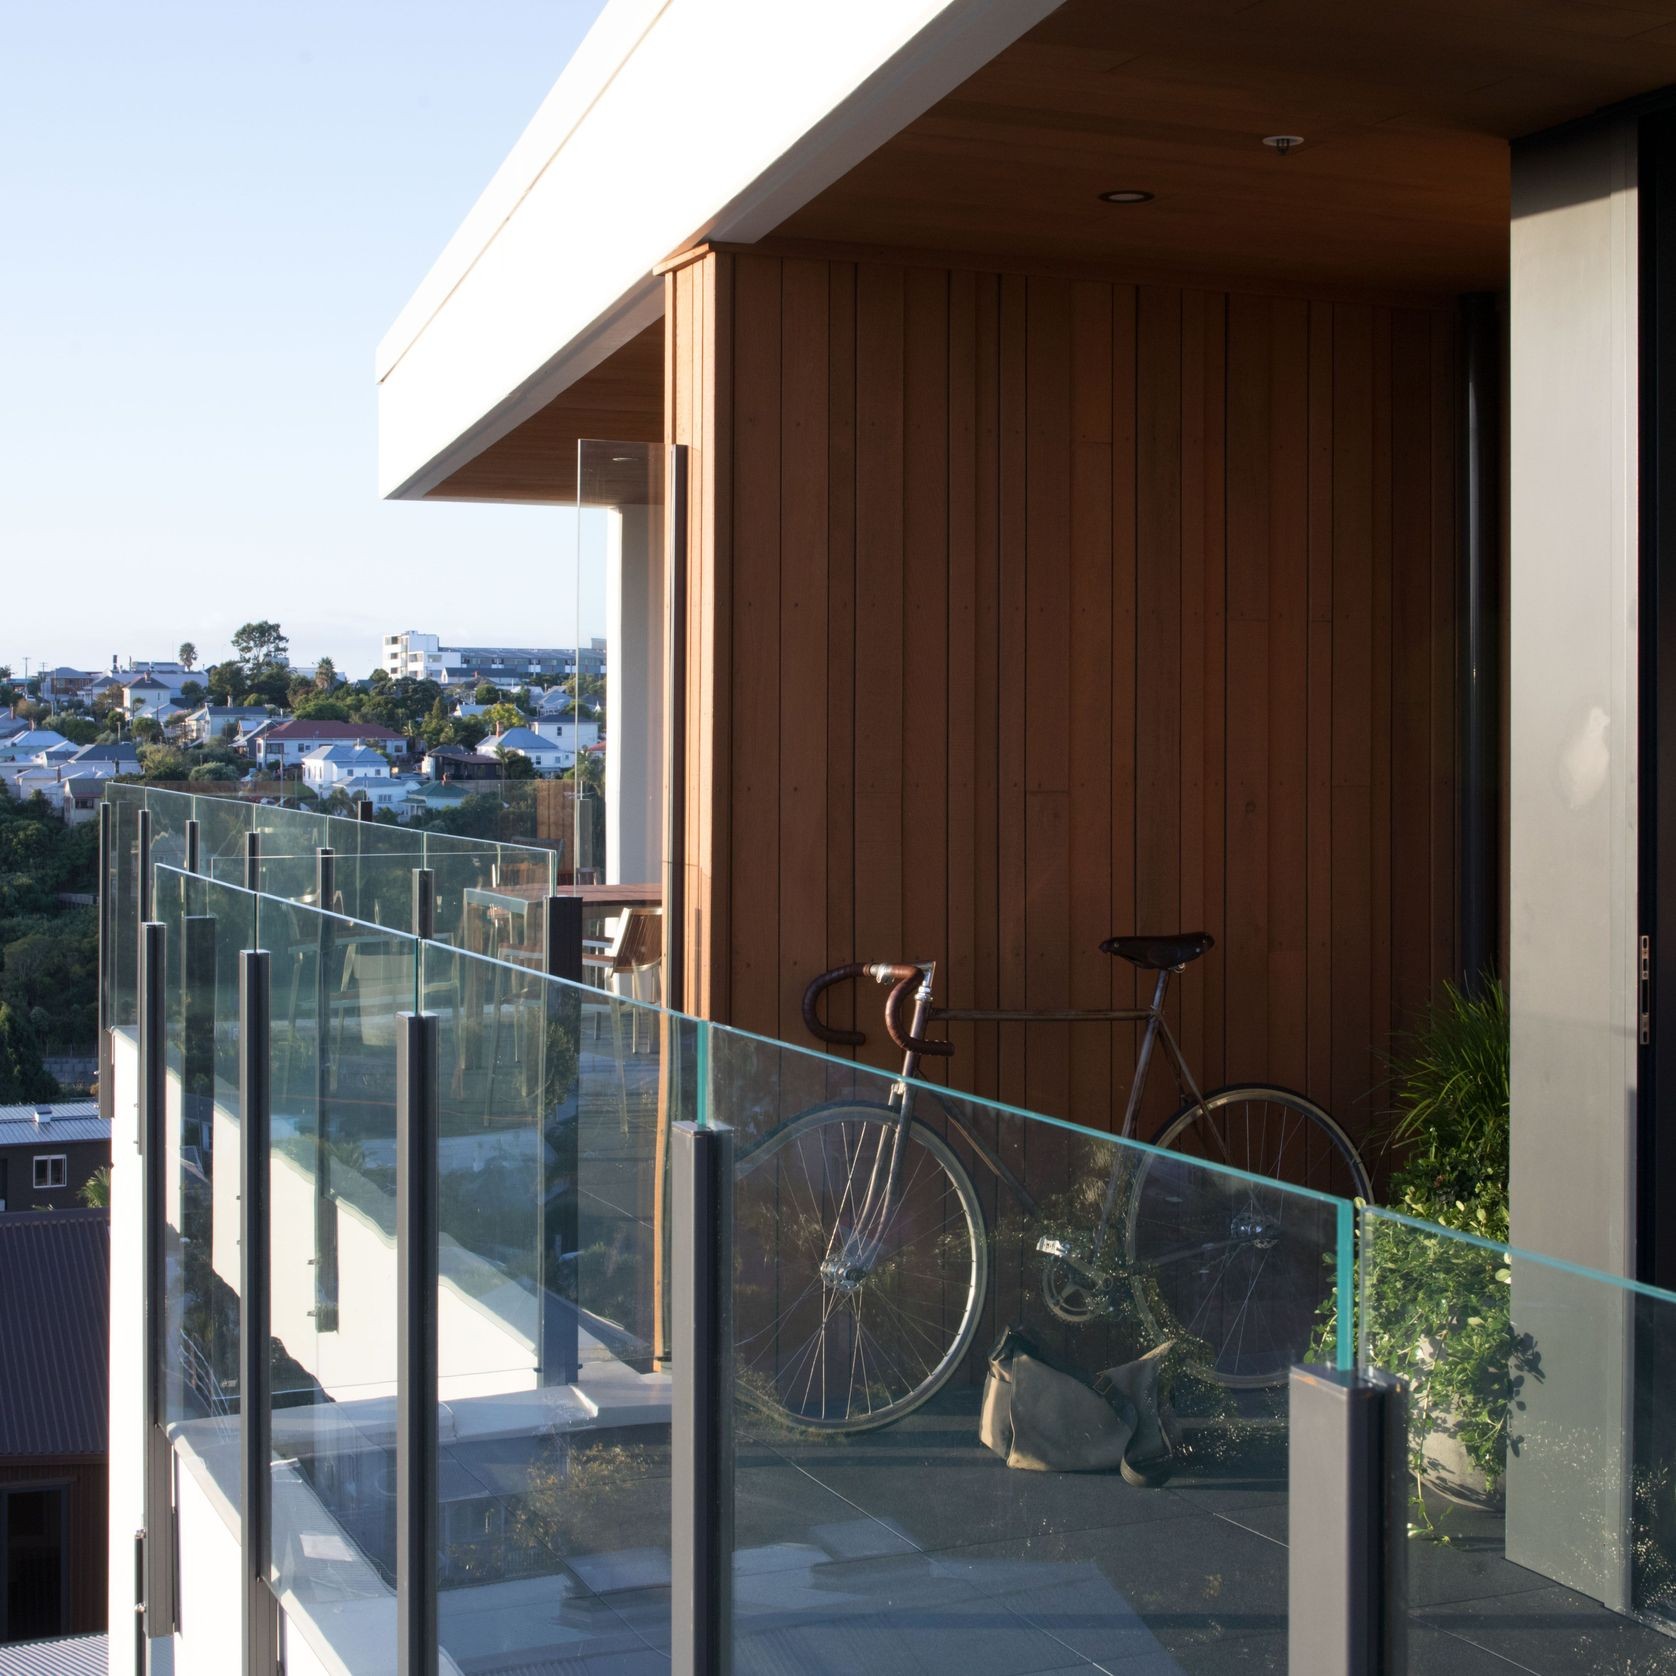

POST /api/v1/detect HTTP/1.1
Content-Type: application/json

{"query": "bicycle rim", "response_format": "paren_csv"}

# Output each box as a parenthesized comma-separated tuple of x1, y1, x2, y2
(1126, 1086, 1369, 1388)
(733, 1105, 989, 1432)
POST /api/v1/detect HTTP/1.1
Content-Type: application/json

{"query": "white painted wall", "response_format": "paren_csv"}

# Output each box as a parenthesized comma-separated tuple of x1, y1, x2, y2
(605, 504, 662, 887)
(1505, 119, 1640, 1610)
(107, 1030, 144, 1676)
(376, 0, 1062, 500)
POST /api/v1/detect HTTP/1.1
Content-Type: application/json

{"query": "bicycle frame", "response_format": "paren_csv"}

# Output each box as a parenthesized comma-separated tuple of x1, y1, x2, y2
(851, 962, 1219, 1262)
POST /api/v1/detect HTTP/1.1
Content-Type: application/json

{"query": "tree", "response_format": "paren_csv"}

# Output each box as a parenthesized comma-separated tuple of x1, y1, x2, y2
(79, 1166, 112, 1209)
(54, 716, 98, 746)
(187, 762, 240, 783)
(178, 642, 198, 670)
(495, 747, 537, 781)
(0, 1003, 55, 1104)
(473, 683, 504, 705)
(178, 680, 205, 706)
(131, 715, 162, 744)
(292, 698, 350, 723)
(314, 656, 337, 691)
(231, 620, 288, 672)
(205, 660, 242, 704)
(481, 702, 526, 735)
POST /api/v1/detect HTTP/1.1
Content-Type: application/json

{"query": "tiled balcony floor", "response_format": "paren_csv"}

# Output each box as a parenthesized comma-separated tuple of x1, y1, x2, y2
(436, 1387, 1676, 1676)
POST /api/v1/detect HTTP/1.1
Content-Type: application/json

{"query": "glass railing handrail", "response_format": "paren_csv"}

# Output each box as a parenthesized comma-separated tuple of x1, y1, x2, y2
(1362, 1201, 1676, 1308)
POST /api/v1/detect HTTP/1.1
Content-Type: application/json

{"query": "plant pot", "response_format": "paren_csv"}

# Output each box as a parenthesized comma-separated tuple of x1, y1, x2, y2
(1417, 1421, 1503, 1511)
(1412, 1334, 1505, 1512)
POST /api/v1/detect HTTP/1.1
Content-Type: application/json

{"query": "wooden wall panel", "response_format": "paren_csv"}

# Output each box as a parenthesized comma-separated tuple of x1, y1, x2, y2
(669, 250, 1461, 1156)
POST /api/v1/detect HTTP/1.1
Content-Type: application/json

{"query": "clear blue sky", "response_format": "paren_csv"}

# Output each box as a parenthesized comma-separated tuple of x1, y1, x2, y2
(2, 0, 608, 681)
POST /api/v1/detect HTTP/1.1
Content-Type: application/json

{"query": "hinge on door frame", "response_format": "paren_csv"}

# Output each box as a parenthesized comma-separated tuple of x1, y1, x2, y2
(1642, 934, 1653, 1047)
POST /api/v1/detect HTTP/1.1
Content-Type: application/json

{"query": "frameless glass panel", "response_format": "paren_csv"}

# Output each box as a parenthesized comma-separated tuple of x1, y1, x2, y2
(155, 866, 255, 1538)
(573, 440, 666, 901)
(425, 833, 552, 970)
(421, 941, 697, 1675)
(144, 785, 192, 875)
(263, 892, 414, 1676)
(251, 802, 327, 906)
(710, 1025, 1351, 1675)
(349, 820, 426, 934)
(192, 791, 253, 877)
(1358, 1207, 1676, 1672)
(106, 786, 143, 1030)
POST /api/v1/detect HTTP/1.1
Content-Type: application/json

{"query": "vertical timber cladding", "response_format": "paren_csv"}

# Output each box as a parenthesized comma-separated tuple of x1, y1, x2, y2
(667, 248, 1461, 1154)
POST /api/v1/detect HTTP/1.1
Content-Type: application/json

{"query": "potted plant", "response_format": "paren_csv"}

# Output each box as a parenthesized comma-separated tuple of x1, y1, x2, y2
(1370, 979, 1523, 1522)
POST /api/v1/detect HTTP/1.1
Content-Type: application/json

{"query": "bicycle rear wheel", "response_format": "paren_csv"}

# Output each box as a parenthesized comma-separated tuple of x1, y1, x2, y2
(733, 1104, 989, 1432)
(1126, 1086, 1369, 1388)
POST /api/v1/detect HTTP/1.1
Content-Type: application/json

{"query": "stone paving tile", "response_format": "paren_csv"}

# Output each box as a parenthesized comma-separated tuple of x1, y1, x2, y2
(1414, 1584, 1676, 1675)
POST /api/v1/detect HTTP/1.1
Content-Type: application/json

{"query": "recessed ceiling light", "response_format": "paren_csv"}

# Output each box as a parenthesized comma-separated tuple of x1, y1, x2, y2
(1262, 135, 1304, 156)
(1098, 189, 1154, 204)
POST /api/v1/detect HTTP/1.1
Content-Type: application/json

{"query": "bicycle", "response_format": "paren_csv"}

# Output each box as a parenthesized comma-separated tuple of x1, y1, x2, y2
(731, 933, 1372, 1433)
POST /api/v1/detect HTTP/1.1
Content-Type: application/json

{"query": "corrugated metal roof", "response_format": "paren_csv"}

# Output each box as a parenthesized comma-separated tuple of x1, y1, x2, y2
(0, 1103, 106, 1150)
(0, 1634, 107, 1675)
(0, 1211, 109, 1457)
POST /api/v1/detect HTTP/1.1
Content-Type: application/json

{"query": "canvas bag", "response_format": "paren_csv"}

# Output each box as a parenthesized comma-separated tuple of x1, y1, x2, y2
(979, 1327, 1176, 1482)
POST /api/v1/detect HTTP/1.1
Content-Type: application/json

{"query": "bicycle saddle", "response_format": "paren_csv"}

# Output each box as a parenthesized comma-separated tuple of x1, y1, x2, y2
(1101, 932, 1215, 971)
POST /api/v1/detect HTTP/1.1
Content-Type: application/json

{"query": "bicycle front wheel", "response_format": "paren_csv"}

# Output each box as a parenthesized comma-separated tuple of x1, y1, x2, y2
(732, 1104, 989, 1433)
(1127, 1086, 1370, 1388)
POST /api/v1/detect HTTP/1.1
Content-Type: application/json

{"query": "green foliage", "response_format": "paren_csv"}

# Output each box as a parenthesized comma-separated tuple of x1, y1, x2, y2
(495, 746, 538, 781)
(178, 681, 206, 706)
(481, 702, 526, 735)
(186, 762, 240, 783)
(0, 911, 98, 1052)
(473, 683, 504, 705)
(355, 677, 442, 735)
(138, 745, 191, 782)
(178, 642, 197, 671)
(1386, 979, 1510, 1204)
(0, 1002, 55, 1103)
(54, 715, 99, 746)
(79, 1165, 112, 1209)
(1351, 979, 1517, 1532)
(292, 697, 351, 723)
(205, 661, 242, 703)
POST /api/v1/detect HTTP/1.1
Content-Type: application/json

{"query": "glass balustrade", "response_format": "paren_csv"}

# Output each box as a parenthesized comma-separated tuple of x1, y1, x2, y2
(114, 820, 1676, 1676)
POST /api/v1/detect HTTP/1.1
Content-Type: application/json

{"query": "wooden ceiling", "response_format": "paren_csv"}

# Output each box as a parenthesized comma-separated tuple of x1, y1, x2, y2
(770, 0, 1676, 294)
(426, 321, 663, 502)
(431, 0, 1676, 501)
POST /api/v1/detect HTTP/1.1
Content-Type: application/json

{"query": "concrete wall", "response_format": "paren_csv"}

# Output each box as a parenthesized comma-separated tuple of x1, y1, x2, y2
(1506, 117, 1640, 1610)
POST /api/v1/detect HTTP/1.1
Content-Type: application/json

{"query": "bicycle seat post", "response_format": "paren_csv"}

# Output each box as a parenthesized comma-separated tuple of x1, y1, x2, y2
(1116, 968, 1171, 1140)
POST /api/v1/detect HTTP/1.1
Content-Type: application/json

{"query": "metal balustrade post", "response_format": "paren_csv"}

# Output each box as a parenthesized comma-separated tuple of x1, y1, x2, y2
(239, 951, 280, 1676)
(136, 807, 153, 924)
(313, 848, 340, 1333)
(139, 921, 177, 1638)
(671, 1118, 733, 1676)
(182, 916, 216, 1185)
(1288, 1366, 1408, 1676)
(97, 802, 113, 1119)
(538, 896, 584, 1386)
(412, 867, 435, 941)
(396, 1012, 439, 1676)
(244, 829, 261, 892)
(184, 816, 200, 876)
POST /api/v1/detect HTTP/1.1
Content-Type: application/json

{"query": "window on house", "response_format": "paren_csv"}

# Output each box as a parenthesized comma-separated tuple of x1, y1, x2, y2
(31, 1156, 65, 1191)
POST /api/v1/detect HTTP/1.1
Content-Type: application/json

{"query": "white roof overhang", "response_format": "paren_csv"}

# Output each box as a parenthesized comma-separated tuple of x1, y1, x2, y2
(376, 0, 1060, 500)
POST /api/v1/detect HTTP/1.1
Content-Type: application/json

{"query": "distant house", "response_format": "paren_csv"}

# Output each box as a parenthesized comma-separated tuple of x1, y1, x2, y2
(530, 716, 599, 768)
(337, 774, 419, 815)
(118, 676, 173, 722)
(0, 734, 72, 798)
(485, 726, 568, 775)
(0, 1208, 109, 1642)
(178, 706, 271, 747)
(0, 1104, 109, 1215)
(421, 746, 503, 783)
(299, 744, 393, 791)
(35, 668, 100, 704)
(58, 772, 109, 825)
(65, 743, 138, 777)
(254, 719, 406, 768)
